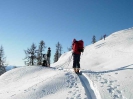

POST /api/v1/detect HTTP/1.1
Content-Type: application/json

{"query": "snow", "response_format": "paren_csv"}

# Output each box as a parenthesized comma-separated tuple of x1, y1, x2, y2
(0, 27, 133, 99)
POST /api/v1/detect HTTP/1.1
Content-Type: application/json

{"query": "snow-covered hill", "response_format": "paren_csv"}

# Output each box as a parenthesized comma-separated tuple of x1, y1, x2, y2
(0, 27, 133, 99)
(52, 27, 133, 71)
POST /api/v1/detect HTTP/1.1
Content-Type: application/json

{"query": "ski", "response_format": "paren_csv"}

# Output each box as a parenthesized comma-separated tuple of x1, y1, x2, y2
(76, 71, 82, 75)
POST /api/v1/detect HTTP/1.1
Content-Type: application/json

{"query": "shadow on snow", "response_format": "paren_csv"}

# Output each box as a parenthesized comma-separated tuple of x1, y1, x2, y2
(81, 64, 133, 74)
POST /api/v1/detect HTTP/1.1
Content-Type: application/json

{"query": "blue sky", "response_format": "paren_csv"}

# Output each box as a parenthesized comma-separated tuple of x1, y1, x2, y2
(0, 0, 133, 66)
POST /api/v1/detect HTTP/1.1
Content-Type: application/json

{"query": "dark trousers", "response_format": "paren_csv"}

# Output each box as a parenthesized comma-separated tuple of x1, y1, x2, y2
(73, 53, 80, 68)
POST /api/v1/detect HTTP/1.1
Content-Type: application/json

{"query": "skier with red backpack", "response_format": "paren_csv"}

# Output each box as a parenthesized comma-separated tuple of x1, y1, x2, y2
(72, 39, 84, 74)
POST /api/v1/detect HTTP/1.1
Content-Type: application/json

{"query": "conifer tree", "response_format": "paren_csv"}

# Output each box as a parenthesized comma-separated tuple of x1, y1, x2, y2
(92, 35, 96, 44)
(54, 42, 62, 62)
(100, 36, 103, 40)
(0, 46, 6, 66)
(0, 45, 6, 75)
(37, 40, 46, 65)
(54, 50, 59, 62)
(24, 43, 38, 66)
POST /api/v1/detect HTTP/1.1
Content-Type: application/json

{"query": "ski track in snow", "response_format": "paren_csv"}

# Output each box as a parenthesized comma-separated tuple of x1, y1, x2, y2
(1, 66, 131, 99)
(1, 67, 94, 99)
(78, 74, 96, 99)
(2, 28, 133, 99)
(83, 69, 133, 99)
(62, 69, 100, 99)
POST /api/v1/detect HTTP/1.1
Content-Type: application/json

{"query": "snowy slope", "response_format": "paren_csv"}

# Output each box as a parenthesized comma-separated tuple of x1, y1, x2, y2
(52, 27, 133, 99)
(0, 66, 93, 99)
(0, 27, 133, 99)
(52, 27, 133, 71)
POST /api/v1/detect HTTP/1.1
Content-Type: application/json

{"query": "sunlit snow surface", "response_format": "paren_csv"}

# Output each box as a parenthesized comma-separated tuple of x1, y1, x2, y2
(1, 27, 133, 99)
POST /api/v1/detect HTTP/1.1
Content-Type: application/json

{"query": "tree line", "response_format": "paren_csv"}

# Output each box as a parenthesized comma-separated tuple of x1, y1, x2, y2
(24, 40, 63, 66)
(0, 34, 107, 66)
(0, 40, 63, 67)
(0, 40, 63, 74)
(92, 34, 107, 44)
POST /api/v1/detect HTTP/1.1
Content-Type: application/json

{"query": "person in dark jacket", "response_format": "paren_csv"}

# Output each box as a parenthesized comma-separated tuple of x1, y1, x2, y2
(47, 47, 51, 66)
(72, 39, 81, 74)
(103, 34, 106, 40)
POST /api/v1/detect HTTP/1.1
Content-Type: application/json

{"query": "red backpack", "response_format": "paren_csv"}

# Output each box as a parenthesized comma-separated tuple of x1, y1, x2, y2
(73, 40, 84, 53)
(77, 40, 84, 52)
